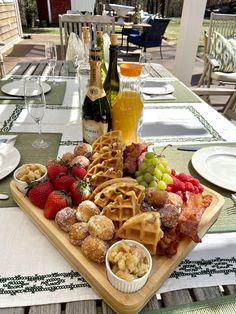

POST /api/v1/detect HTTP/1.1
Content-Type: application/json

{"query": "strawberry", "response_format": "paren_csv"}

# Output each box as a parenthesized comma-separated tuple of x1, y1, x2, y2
(28, 181, 54, 209)
(44, 190, 72, 219)
(70, 180, 91, 206)
(53, 174, 75, 192)
(47, 160, 68, 181)
(71, 165, 87, 180)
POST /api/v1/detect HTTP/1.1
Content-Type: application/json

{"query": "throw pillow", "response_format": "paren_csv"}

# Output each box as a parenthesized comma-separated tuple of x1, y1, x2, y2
(211, 31, 236, 73)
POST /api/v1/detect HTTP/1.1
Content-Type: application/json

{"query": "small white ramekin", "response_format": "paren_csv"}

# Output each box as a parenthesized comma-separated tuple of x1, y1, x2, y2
(105, 240, 152, 293)
(14, 163, 47, 194)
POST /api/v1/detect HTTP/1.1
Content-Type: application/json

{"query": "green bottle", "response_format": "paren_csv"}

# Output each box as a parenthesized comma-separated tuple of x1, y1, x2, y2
(104, 33, 120, 108)
(96, 31, 107, 83)
(82, 48, 112, 144)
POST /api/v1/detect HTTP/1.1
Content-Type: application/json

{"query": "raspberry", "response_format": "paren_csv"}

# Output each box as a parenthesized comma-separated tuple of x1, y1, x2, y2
(194, 186, 199, 194)
(166, 186, 173, 192)
(185, 182, 194, 193)
(198, 184, 204, 193)
(189, 177, 200, 186)
(171, 168, 176, 176)
(177, 172, 188, 182)
(178, 181, 185, 191)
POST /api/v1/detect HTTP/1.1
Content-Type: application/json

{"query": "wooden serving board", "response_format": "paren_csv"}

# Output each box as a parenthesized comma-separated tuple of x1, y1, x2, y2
(10, 180, 224, 314)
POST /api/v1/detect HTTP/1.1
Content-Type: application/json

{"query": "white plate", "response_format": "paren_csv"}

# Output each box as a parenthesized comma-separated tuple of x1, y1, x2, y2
(0, 144, 21, 180)
(1, 80, 51, 97)
(192, 146, 236, 192)
(142, 81, 175, 95)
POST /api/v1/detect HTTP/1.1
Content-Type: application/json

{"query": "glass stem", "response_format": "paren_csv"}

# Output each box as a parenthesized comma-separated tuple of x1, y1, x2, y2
(37, 120, 42, 136)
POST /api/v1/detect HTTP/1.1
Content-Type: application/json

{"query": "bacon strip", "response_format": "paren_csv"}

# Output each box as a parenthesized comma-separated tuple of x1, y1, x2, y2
(178, 192, 206, 243)
(123, 143, 151, 175)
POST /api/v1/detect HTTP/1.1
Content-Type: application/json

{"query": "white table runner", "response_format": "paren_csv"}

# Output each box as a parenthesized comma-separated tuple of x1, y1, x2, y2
(0, 207, 235, 308)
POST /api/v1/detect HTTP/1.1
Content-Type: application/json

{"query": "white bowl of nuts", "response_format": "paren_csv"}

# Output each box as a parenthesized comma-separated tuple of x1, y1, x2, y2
(14, 163, 47, 194)
(105, 240, 152, 293)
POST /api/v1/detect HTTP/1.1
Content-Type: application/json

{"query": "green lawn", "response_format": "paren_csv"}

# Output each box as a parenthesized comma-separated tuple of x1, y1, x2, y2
(23, 17, 210, 59)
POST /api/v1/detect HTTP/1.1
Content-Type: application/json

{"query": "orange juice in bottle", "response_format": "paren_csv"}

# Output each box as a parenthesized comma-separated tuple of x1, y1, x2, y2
(112, 63, 143, 145)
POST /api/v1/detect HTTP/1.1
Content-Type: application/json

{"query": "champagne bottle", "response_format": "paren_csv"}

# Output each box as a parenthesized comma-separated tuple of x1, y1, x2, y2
(82, 48, 112, 144)
(95, 31, 107, 83)
(104, 33, 120, 108)
(78, 26, 90, 105)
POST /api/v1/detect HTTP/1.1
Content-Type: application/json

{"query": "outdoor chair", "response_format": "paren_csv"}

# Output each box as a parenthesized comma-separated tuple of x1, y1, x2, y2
(59, 14, 115, 59)
(198, 13, 236, 87)
(126, 18, 171, 58)
(0, 52, 5, 78)
(192, 87, 236, 120)
(121, 27, 139, 47)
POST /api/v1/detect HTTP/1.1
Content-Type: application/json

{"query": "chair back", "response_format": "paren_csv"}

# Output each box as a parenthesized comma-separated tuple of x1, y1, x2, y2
(206, 13, 236, 55)
(0, 52, 5, 78)
(141, 18, 171, 46)
(59, 14, 115, 59)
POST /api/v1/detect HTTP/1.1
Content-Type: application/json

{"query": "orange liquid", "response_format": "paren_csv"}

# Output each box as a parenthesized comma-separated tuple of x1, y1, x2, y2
(112, 91, 143, 145)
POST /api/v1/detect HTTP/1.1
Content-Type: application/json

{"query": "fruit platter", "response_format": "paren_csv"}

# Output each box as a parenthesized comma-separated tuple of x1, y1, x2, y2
(10, 131, 225, 314)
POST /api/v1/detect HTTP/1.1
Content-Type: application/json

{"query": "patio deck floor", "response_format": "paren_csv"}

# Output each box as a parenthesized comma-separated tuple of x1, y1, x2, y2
(1, 33, 204, 86)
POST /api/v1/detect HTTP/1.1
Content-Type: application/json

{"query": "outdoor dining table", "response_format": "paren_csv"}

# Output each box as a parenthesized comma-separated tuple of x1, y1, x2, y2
(0, 64, 236, 313)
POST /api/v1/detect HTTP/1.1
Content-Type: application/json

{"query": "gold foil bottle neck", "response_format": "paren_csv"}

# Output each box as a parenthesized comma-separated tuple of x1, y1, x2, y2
(110, 33, 118, 46)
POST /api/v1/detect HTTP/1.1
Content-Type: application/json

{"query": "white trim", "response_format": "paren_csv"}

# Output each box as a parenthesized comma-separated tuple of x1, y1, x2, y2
(14, 0, 23, 37)
(47, 0, 52, 24)
(173, 0, 207, 86)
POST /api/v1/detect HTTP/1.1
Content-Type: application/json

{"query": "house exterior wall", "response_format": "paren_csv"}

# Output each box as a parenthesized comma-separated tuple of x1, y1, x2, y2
(0, 2, 22, 48)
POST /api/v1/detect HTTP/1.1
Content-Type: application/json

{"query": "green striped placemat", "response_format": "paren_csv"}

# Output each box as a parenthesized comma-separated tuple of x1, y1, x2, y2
(142, 294, 236, 314)
(0, 80, 67, 106)
(155, 143, 236, 233)
(144, 80, 201, 103)
(0, 132, 62, 207)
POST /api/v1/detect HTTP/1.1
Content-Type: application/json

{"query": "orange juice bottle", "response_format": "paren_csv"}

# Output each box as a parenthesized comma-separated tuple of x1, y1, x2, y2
(112, 63, 143, 145)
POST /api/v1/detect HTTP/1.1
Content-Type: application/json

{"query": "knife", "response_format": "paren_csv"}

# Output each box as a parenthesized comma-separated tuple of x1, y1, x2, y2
(0, 96, 24, 100)
(177, 146, 202, 151)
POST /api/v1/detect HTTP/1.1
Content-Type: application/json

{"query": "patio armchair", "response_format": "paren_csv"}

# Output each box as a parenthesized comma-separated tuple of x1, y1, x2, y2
(198, 13, 236, 88)
(192, 87, 236, 120)
(59, 14, 115, 59)
(126, 18, 171, 58)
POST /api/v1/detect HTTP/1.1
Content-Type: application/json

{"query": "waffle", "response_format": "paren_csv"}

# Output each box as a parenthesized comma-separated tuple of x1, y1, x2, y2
(87, 131, 124, 188)
(94, 181, 144, 208)
(90, 177, 137, 200)
(87, 157, 123, 177)
(100, 191, 140, 230)
(92, 130, 123, 153)
(88, 150, 123, 170)
(92, 178, 145, 231)
(116, 212, 164, 255)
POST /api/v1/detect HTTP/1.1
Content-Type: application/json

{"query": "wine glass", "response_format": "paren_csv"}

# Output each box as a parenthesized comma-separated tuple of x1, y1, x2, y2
(45, 42, 57, 84)
(139, 51, 152, 81)
(24, 77, 50, 149)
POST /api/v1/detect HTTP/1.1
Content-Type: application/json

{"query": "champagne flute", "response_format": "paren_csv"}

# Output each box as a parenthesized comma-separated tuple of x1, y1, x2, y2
(45, 42, 57, 84)
(24, 77, 50, 149)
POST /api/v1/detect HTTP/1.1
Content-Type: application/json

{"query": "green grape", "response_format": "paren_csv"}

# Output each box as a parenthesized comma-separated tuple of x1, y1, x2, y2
(146, 164, 155, 174)
(150, 158, 158, 166)
(135, 170, 142, 178)
(140, 181, 148, 188)
(165, 166, 171, 175)
(156, 163, 165, 173)
(157, 180, 167, 190)
(145, 152, 155, 159)
(149, 180, 158, 188)
(162, 173, 173, 185)
(143, 172, 154, 183)
(159, 157, 168, 167)
(154, 168, 163, 180)
(136, 175, 144, 184)
(139, 162, 148, 173)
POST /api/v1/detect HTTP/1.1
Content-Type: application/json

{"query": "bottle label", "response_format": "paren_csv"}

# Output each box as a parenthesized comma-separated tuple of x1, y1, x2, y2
(87, 86, 106, 102)
(83, 119, 108, 144)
